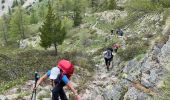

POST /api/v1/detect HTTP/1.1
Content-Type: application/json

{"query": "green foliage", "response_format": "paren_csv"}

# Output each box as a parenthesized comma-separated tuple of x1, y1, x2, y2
(117, 37, 149, 61)
(0, 15, 10, 46)
(25, 24, 40, 36)
(73, 0, 83, 26)
(117, 44, 148, 61)
(39, 2, 67, 54)
(125, 0, 163, 13)
(91, 0, 117, 11)
(108, 0, 117, 10)
(39, 2, 55, 49)
(113, 12, 145, 29)
(37, 4, 48, 20)
(61, 17, 73, 31)
(162, 9, 170, 25)
(155, 34, 170, 46)
(30, 9, 38, 24)
(91, 0, 99, 8)
(158, 0, 170, 8)
(0, 77, 27, 94)
(158, 63, 170, 99)
(101, 0, 117, 11)
(136, 54, 145, 61)
(60, 0, 74, 12)
(9, 5, 29, 41)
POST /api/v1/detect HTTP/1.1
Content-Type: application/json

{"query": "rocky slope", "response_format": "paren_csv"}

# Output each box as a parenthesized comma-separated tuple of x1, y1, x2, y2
(0, 0, 170, 100)
(0, 0, 37, 16)
(1, 38, 169, 100)
(0, 11, 170, 100)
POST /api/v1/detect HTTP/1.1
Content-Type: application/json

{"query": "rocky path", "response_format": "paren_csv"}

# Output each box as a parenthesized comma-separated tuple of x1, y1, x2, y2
(80, 54, 120, 100)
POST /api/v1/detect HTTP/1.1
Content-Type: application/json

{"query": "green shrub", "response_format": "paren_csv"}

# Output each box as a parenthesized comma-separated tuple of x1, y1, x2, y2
(125, 0, 163, 13)
(0, 77, 27, 94)
(159, 0, 170, 8)
(161, 9, 170, 25)
(117, 43, 148, 61)
(113, 12, 145, 29)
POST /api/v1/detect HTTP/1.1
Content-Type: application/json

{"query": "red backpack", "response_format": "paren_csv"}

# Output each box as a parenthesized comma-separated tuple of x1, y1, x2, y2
(58, 59, 74, 79)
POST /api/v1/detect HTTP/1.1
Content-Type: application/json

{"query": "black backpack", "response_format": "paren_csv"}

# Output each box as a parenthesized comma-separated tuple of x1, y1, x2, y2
(53, 71, 66, 86)
(104, 48, 113, 59)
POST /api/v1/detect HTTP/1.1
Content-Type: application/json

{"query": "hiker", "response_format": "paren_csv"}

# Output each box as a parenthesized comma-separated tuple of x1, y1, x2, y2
(104, 48, 113, 71)
(112, 43, 120, 53)
(32, 59, 81, 100)
(116, 28, 124, 36)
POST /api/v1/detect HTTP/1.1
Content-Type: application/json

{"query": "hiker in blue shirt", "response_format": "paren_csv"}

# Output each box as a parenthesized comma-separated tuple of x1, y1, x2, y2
(33, 60, 81, 100)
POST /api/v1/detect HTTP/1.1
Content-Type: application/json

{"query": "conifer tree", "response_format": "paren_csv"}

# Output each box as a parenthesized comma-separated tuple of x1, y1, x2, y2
(39, 1, 66, 54)
(73, 0, 82, 26)
(9, 4, 28, 41)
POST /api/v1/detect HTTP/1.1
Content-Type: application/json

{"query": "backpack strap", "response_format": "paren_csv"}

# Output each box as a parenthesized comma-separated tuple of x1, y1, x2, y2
(54, 70, 65, 86)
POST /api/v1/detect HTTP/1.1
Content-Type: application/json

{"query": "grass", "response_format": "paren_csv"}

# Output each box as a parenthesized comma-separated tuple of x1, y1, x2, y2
(0, 77, 27, 94)
(125, 0, 163, 14)
(158, 63, 170, 100)
(0, 46, 95, 93)
(136, 54, 145, 61)
(117, 36, 149, 61)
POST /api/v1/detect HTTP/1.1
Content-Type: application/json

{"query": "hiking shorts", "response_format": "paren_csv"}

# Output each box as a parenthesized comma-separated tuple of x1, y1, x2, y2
(52, 83, 68, 100)
(104, 56, 113, 66)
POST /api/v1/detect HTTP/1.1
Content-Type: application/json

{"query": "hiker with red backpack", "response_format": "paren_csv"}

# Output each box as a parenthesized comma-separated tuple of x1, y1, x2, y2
(32, 59, 81, 100)
(104, 48, 113, 71)
(112, 43, 121, 53)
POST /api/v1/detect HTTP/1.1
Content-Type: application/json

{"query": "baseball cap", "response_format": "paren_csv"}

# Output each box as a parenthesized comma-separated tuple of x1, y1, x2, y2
(49, 67, 60, 79)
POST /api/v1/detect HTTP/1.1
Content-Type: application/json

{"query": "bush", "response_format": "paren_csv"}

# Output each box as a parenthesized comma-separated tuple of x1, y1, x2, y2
(159, 0, 170, 8)
(117, 42, 148, 61)
(125, 0, 163, 13)
(113, 12, 145, 29)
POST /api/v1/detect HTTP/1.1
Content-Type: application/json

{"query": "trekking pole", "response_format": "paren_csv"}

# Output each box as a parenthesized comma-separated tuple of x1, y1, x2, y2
(30, 71, 40, 100)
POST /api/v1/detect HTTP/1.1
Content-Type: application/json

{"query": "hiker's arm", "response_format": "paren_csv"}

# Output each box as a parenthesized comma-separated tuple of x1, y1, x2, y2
(34, 74, 48, 89)
(67, 82, 78, 95)
(62, 75, 81, 100)
(67, 82, 81, 100)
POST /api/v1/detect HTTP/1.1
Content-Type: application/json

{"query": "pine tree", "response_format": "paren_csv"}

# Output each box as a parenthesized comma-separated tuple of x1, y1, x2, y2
(39, 2, 54, 49)
(73, 0, 82, 27)
(39, 2, 66, 54)
(9, 5, 28, 41)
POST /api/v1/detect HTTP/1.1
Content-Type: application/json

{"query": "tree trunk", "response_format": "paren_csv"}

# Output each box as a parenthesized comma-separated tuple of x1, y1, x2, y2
(54, 43, 57, 55)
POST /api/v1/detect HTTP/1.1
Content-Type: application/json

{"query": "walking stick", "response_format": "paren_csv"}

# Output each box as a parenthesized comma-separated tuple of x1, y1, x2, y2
(31, 72, 40, 100)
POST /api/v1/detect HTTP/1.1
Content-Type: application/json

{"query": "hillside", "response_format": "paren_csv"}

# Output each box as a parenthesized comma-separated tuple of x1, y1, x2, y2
(0, 0, 170, 100)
